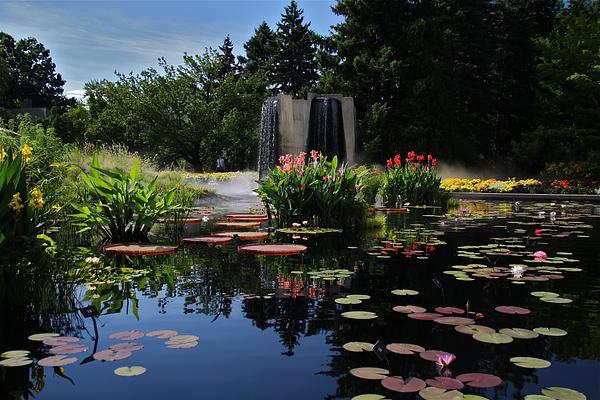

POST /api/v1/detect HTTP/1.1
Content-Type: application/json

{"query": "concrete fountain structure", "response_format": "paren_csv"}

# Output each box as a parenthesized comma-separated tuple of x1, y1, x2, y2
(258, 93, 356, 179)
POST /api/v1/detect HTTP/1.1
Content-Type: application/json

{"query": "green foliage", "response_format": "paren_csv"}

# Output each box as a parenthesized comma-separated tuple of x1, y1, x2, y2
(49, 104, 91, 143)
(380, 152, 446, 206)
(70, 154, 182, 245)
(242, 21, 277, 75)
(0, 32, 73, 108)
(354, 164, 382, 206)
(257, 152, 367, 228)
(271, 0, 319, 97)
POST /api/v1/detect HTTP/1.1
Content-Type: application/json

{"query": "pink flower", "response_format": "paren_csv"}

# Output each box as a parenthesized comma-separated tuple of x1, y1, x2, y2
(436, 353, 456, 368)
(534, 251, 547, 260)
(302, 221, 309, 226)
(292, 234, 301, 240)
(534, 229, 542, 236)
(292, 222, 301, 228)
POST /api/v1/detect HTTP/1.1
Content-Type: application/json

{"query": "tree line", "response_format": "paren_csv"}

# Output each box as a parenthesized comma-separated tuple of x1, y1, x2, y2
(1, 0, 600, 176)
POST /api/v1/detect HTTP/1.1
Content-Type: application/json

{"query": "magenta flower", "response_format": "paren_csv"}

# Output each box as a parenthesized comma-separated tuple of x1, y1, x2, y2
(292, 222, 301, 228)
(436, 353, 456, 368)
(534, 251, 548, 260)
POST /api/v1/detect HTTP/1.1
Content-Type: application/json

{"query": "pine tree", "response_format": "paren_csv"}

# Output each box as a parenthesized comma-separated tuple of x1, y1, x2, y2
(218, 35, 236, 78)
(243, 21, 276, 74)
(272, 0, 318, 97)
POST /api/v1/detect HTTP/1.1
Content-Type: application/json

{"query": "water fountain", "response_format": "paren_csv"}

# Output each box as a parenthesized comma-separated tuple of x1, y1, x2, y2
(257, 93, 355, 179)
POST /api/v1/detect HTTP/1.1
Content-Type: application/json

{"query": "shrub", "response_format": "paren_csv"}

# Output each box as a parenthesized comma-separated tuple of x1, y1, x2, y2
(257, 151, 366, 228)
(380, 151, 446, 206)
(70, 154, 182, 245)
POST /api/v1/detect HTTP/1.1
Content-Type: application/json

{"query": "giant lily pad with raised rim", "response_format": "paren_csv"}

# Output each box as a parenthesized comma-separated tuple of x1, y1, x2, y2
(114, 366, 146, 377)
(541, 387, 587, 400)
(381, 376, 426, 393)
(237, 243, 307, 256)
(533, 327, 568, 336)
(213, 231, 269, 240)
(510, 357, 551, 369)
(104, 244, 178, 256)
(456, 373, 502, 388)
(499, 328, 539, 339)
(473, 332, 513, 344)
(495, 306, 531, 315)
(385, 343, 425, 355)
(349, 367, 389, 380)
(418, 387, 464, 400)
(182, 236, 233, 245)
(343, 342, 374, 352)
(342, 311, 378, 320)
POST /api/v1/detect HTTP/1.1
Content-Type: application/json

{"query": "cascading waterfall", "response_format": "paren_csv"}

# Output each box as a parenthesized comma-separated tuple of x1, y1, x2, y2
(307, 97, 346, 160)
(258, 99, 279, 180)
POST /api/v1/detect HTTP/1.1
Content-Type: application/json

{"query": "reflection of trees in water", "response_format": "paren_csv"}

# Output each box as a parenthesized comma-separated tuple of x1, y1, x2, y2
(0, 253, 82, 399)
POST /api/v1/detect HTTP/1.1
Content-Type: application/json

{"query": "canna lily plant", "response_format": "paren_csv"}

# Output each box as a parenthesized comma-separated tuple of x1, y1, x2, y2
(70, 154, 181, 245)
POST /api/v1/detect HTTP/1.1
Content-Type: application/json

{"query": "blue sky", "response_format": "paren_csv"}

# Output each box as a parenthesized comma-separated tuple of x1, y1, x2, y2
(0, 1, 341, 98)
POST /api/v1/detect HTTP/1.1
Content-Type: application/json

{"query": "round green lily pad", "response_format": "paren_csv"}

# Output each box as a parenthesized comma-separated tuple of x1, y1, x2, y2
(27, 333, 59, 341)
(541, 387, 587, 400)
(540, 297, 572, 304)
(418, 387, 463, 400)
(510, 356, 551, 368)
(391, 289, 419, 296)
(342, 311, 378, 320)
(0, 357, 32, 367)
(472, 332, 513, 344)
(462, 396, 489, 400)
(531, 291, 559, 298)
(349, 367, 389, 380)
(0, 350, 30, 359)
(114, 366, 146, 377)
(499, 328, 539, 339)
(335, 297, 362, 305)
(343, 342, 374, 352)
(533, 327, 568, 336)
(351, 395, 387, 400)
(347, 294, 371, 300)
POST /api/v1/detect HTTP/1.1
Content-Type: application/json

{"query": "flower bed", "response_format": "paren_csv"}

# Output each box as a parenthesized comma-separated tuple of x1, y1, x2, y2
(441, 178, 599, 194)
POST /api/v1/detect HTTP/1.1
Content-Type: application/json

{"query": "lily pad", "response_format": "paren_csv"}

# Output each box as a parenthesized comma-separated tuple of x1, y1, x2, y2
(425, 377, 465, 390)
(343, 342, 374, 352)
(114, 365, 146, 377)
(455, 325, 495, 335)
(0, 350, 30, 359)
(49, 344, 88, 355)
(166, 341, 198, 349)
(166, 335, 199, 344)
(420, 350, 455, 362)
(531, 291, 559, 298)
(462, 396, 489, 400)
(351, 395, 387, 400)
(109, 330, 145, 341)
(38, 355, 78, 367)
(93, 349, 132, 362)
(385, 343, 425, 355)
(533, 327, 568, 336)
(495, 306, 531, 315)
(146, 330, 178, 339)
(524, 396, 554, 400)
(499, 328, 539, 339)
(335, 297, 362, 305)
(541, 387, 587, 400)
(392, 305, 427, 314)
(434, 317, 475, 326)
(510, 356, 551, 368)
(342, 311, 378, 320)
(418, 387, 464, 400)
(539, 297, 572, 304)
(391, 289, 419, 296)
(0, 357, 32, 367)
(407, 312, 442, 320)
(381, 376, 426, 393)
(347, 294, 371, 300)
(456, 373, 502, 388)
(110, 342, 144, 352)
(27, 333, 59, 341)
(349, 367, 389, 380)
(43, 337, 80, 346)
(473, 332, 513, 344)
(435, 307, 465, 315)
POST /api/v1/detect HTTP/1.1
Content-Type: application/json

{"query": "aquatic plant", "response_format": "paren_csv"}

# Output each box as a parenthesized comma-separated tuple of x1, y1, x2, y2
(257, 151, 367, 228)
(380, 151, 447, 206)
(70, 154, 182, 245)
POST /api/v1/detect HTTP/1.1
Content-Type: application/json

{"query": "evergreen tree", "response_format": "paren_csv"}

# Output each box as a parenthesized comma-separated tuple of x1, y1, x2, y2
(243, 21, 276, 74)
(272, 0, 318, 97)
(218, 35, 236, 78)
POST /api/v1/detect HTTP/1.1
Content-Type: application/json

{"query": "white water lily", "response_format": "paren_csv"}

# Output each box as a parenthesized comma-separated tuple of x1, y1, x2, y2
(511, 265, 525, 278)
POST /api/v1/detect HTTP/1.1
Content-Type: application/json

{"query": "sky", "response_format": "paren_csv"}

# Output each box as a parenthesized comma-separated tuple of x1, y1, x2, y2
(0, 1, 341, 98)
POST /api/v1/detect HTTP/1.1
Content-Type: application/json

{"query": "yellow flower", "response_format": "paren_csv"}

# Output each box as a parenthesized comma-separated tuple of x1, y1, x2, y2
(0, 147, 6, 163)
(29, 188, 44, 210)
(52, 203, 61, 213)
(8, 193, 24, 213)
(21, 144, 32, 163)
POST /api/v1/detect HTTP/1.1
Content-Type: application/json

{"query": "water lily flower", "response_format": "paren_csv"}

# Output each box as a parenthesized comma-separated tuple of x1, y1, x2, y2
(550, 211, 556, 221)
(436, 353, 456, 368)
(302, 221, 309, 226)
(202, 216, 210, 222)
(292, 234, 301, 240)
(292, 222, 301, 228)
(534, 229, 542, 236)
(511, 265, 525, 278)
(534, 251, 548, 261)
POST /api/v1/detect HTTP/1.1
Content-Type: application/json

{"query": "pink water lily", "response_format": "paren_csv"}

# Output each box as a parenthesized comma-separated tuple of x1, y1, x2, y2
(436, 353, 456, 368)
(292, 222, 301, 228)
(534, 251, 548, 260)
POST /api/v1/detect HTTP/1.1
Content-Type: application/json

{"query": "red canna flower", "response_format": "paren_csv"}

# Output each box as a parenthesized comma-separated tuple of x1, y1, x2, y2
(432, 158, 438, 166)
(428, 154, 433, 161)
(387, 158, 393, 169)
(393, 154, 401, 168)
(417, 155, 425, 162)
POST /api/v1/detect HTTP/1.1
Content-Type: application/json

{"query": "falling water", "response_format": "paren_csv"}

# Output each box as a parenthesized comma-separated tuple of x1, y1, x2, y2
(258, 99, 279, 180)
(307, 97, 346, 160)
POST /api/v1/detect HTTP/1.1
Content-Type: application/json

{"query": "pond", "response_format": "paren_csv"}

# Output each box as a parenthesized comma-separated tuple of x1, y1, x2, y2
(1, 200, 599, 400)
